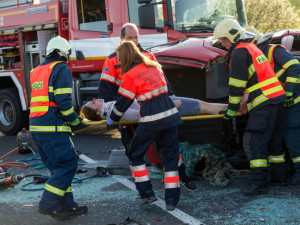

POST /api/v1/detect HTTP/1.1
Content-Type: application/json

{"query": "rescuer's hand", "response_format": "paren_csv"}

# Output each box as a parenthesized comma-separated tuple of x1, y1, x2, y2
(106, 117, 115, 125)
(70, 116, 84, 132)
(221, 108, 236, 120)
(284, 92, 294, 108)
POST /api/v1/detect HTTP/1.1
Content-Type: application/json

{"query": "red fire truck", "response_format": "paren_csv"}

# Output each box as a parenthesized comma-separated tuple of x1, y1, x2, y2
(0, 0, 249, 135)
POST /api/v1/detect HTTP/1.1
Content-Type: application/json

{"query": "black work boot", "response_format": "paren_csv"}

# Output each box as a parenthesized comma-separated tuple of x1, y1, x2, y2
(181, 180, 197, 191)
(241, 184, 268, 196)
(69, 206, 88, 216)
(39, 209, 70, 221)
(140, 196, 158, 205)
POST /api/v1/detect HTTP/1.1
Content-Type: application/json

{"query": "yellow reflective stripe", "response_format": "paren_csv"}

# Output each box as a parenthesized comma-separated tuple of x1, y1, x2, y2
(245, 77, 278, 93)
(262, 85, 284, 96)
(30, 126, 56, 132)
(29, 125, 71, 132)
(66, 187, 72, 193)
(57, 126, 72, 132)
(269, 154, 285, 163)
(54, 88, 72, 95)
(247, 94, 269, 111)
(294, 96, 300, 105)
(276, 69, 286, 79)
(229, 77, 247, 88)
(250, 159, 268, 168)
(229, 96, 242, 104)
(30, 106, 48, 113)
(49, 61, 63, 69)
(31, 96, 49, 103)
(248, 64, 255, 79)
(292, 156, 300, 163)
(49, 86, 54, 92)
(45, 183, 66, 196)
(60, 107, 74, 116)
(282, 59, 299, 69)
(286, 77, 299, 84)
(267, 45, 277, 63)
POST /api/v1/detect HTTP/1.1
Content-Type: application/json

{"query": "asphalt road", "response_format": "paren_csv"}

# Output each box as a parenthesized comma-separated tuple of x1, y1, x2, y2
(1, 125, 300, 225)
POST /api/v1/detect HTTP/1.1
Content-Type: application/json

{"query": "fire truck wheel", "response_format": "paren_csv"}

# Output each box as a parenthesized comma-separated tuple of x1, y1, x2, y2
(0, 88, 28, 135)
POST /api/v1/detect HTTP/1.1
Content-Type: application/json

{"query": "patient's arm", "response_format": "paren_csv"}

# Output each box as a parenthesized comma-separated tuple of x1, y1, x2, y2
(199, 101, 227, 115)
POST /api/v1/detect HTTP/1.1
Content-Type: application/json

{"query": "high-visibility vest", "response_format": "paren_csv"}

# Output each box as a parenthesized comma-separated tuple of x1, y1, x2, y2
(236, 43, 285, 99)
(29, 61, 65, 118)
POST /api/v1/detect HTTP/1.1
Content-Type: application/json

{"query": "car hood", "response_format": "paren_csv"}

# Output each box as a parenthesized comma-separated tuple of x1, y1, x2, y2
(149, 37, 228, 69)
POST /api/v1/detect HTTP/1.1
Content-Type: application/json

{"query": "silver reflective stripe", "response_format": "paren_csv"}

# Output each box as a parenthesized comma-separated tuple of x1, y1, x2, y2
(100, 73, 116, 83)
(116, 79, 123, 85)
(139, 107, 178, 123)
(119, 87, 136, 99)
(165, 182, 180, 189)
(130, 164, 147, 172)
(135, 175, 150, 183)
(112, 107, 124, 117)
(165, 171, 179, 178)
(137, 86, 168, 101)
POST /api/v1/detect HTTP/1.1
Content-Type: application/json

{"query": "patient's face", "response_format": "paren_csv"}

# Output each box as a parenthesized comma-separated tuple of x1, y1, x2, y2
(86, 98, 104, 113)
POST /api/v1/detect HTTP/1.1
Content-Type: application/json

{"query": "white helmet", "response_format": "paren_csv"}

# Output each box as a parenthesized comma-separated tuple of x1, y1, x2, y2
(213, 18, 245, 43)
(46, 36, 71, 59)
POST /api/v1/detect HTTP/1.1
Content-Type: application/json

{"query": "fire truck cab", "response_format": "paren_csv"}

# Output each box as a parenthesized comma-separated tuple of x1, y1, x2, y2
(0, 0, 248, 135)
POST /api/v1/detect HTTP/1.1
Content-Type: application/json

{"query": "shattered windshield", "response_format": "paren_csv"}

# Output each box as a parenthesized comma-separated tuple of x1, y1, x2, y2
(171, 0, 247, 33)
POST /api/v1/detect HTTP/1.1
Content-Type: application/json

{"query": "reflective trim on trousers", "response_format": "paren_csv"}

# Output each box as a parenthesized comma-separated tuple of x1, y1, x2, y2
(164, 171, 180, 189)
(139, 107, 178, 123)
(269, 154, 285, 163)
(45, 183, 65, 196)
(250, 159, 268, 168)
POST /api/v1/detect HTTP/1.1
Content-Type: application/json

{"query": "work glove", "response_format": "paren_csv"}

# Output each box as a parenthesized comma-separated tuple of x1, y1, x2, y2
(69, 116, 84, 133)
(284, 92, 294, 108)
(220, 107, 236, 120)
(106, 117, 115, 125)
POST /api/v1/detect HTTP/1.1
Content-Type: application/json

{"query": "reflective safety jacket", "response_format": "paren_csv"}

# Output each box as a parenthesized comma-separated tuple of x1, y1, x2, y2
(29, 58, 78, 133)
(98, 44, 174, 102)
(258, 43, 300, 105)
(110, 62, 182, 130)
(228, 42, 285, 112)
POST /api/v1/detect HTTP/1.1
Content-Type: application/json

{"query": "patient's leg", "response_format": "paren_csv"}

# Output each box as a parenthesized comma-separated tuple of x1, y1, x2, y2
(199, 101, 227, 115)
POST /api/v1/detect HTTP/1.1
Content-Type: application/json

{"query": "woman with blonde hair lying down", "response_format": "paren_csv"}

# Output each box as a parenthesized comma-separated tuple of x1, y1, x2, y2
(80, 96, 228, 121)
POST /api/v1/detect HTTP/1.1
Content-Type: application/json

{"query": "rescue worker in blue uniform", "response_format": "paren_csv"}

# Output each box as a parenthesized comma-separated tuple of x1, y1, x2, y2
(29, 36, 87, 220)
(107, 41, 182, 210)
(213, 19, 287, 195)
(98, 23, 197, 191)
(244, 26, 300, 185)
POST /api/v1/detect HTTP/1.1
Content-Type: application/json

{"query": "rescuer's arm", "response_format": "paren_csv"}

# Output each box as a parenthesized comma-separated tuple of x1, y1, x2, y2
(98, 57, 118, 102)
(225, 48, 249, 118)
(53, 64, 78, 123)
(273, 46, 300, 107)
(110, 76, 136, 122)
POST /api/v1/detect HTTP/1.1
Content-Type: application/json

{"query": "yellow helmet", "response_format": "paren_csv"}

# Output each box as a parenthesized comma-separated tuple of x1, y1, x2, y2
(213, 18, 245, 43)
(46, 36, 71, 59)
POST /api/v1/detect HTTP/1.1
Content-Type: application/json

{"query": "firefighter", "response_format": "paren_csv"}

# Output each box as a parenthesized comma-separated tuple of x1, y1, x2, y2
(107, 41, 182, 210)
(245, 26, 300, 185)
(98, 22, 197, 191)
(213, 18, 287, 195)
(29, 36, 87, 220)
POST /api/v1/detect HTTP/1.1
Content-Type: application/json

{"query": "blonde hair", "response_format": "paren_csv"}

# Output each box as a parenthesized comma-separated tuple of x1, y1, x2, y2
(80, 104, 102, 121)
(116, 41, 161, 75)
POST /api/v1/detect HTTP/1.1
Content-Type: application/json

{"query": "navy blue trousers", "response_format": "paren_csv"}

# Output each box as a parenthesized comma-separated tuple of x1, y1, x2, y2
(243, 103, 287, 186)
(129, 126, 180, 205)
(284, 102, 300, 176)
(32, 133, 78, 212)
